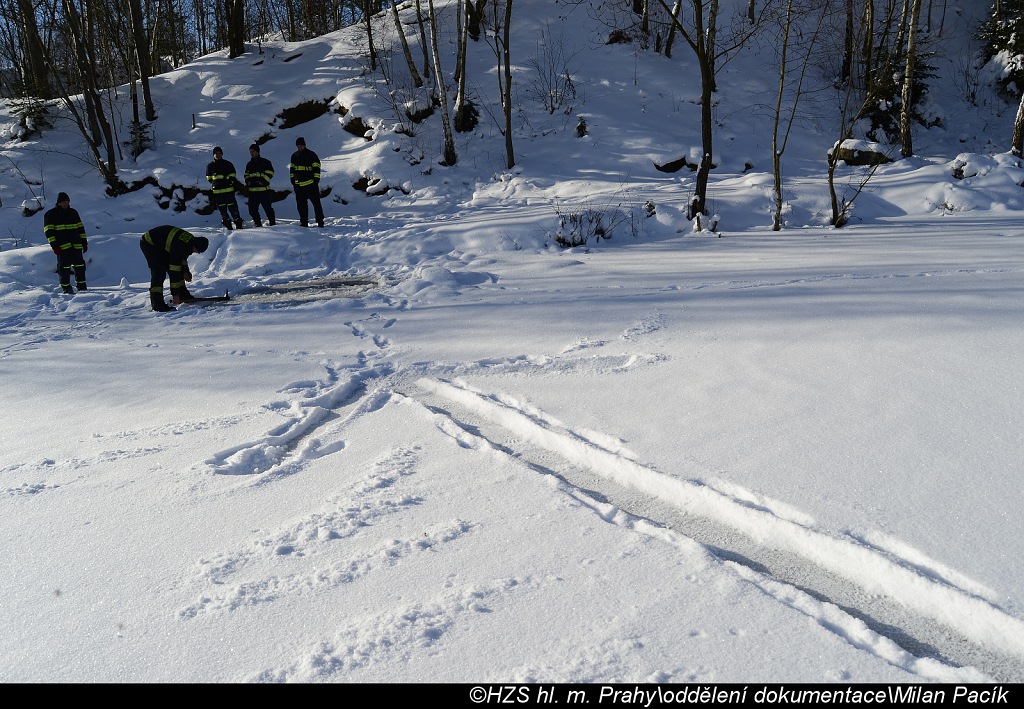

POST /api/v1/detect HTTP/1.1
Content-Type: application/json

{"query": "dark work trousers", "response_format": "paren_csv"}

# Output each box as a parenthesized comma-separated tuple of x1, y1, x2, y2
(57, 248, 87, 291)
(248, 193, 275, 225)
(293, 184, 324, 226)
(140, 240, 173, 301)
(216, 198, 241, 226)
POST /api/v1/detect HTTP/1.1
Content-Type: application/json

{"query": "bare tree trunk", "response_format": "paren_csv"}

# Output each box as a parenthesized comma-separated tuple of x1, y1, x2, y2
(862, 0, 873, 90)
(192, 0, 206, 55)
(427, 0, 457, 165)
(654, 0, 730, 216)
(416, 0, 431, 79)
(15, 0, 49, 97)
(841, 0, 853, 83)
(491, 0, 515, 168)
(364, 0, 378, 70)
(899, 0, 922, 157)
(128, 0, 157, 120)
(390, 0, 424, 87)
(454, 0, 476, 131)
(226, 0, 246, 57)
(502, 0, 514, 167)
(772, 0, 827, 231)
(664, 1, 680, 58)
(827, 77, 887, 227)
(454, 0, 464, 82)
(771, 0, 793, 231)
(1011, 91, 1024, 157)
(59, 0, 119, 185)
(284, 0, 297, 41)
(706, 0, 719, 92)
(466, 0, 486, 41)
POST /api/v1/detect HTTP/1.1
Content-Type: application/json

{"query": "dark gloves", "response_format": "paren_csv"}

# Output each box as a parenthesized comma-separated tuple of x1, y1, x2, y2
(52, 247, 60, 255)
(82, 242, 88, 253)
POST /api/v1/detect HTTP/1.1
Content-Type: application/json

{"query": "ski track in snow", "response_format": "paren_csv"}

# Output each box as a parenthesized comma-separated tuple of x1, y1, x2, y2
(409, 376, 1022, 682)
(6, 261, 1023, 681)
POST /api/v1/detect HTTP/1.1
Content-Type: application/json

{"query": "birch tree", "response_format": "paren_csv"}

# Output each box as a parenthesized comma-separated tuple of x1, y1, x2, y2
(490, 0, 514, 167)
(899, 0, 922, 157)
(1011, 92, 1024, 157)
(426, 0, 457, 164)
(771, 0, 828, 230)
(389, 0, 423, 87)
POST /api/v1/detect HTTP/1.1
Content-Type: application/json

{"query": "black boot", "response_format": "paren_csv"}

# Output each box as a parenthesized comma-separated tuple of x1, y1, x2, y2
(222, 220, 233, 230)
(235, 219, 245, 229)
(151, 293, 174, 312)
(253, 218, 262, 227)
(268, 215, 276, 226)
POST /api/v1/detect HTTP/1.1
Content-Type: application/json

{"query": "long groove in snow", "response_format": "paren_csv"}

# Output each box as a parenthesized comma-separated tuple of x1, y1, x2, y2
(415, 376, 1024, 681)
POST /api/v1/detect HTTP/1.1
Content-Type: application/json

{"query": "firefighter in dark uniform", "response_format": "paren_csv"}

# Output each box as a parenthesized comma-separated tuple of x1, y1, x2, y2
(43, 191, 88, 294)
(244, 144, 276, 227)
(206, 146, 244, 230)
(289, 136, 324, 227)
(139, 225, 209, 312)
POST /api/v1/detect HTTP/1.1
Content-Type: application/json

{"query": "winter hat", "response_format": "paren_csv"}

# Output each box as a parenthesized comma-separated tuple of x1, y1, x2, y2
(57, 192, 70, 204)
(213, 146, 223, 155)
(295, 137, 305, 146)
(249, 144, 260, 153)
(192, 236, 210, 253)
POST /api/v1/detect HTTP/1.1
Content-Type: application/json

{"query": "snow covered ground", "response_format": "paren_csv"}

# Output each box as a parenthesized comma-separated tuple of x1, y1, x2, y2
(1, 0, 1023, 683)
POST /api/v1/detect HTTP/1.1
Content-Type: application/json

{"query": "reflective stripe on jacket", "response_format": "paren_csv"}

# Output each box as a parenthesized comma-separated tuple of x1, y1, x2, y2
(141, 225, 196, 296)
(206, 159, 237, 195)
(43, 206, 87, 251)
(289, 149, 321, 188)
(245, 157, 275, 192)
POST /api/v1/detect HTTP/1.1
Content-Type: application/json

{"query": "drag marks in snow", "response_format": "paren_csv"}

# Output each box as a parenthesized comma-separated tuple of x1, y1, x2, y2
(2, 481, 60, 497)
(249, 579, 523, 682)
(621, 311, 664, 342)
(180, 517, 471, 619)
(0, 291, 121, 356)
(0, 442, 175, 497)
(415, 377, 1024, 682)
(205, 362, 393, 478)
(181, 445, 475, 620)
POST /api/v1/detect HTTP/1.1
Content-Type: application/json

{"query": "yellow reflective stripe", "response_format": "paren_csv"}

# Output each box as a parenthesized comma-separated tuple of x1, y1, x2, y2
(164, 227, 183, 253)
(45, 222, 83, 233)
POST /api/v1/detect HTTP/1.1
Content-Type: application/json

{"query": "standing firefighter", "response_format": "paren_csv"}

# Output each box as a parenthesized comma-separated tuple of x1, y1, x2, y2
(43, 192, 88, 294)
(139, 225, 209, 312)
(244, 144, 276, 227)
(206, 146, 244, 230)
(289, 136, 324, 227)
